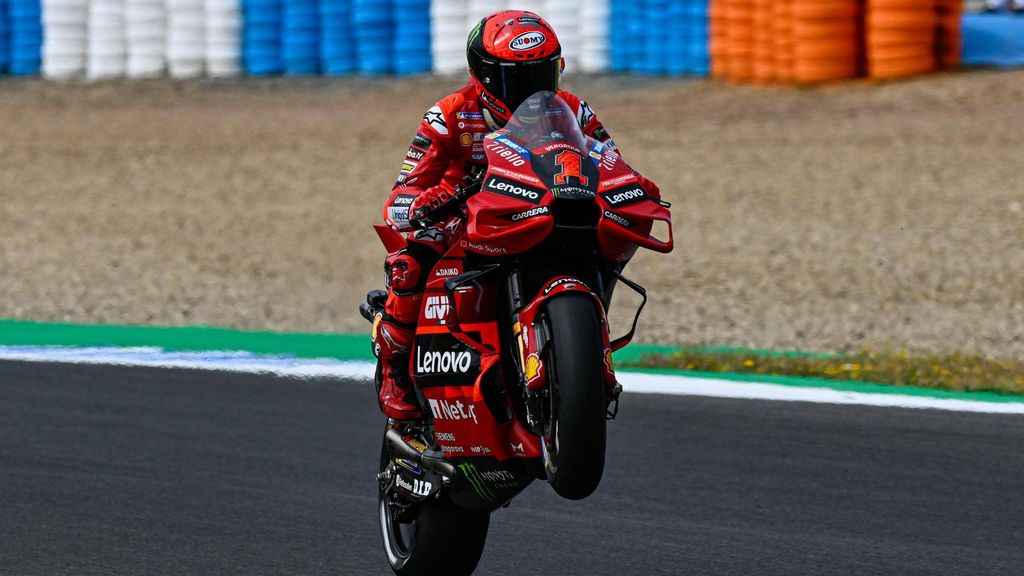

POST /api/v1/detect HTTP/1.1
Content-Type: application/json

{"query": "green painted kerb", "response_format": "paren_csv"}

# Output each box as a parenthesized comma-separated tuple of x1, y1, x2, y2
(0, 319, 375, 361)
(1, 319, 1020, 403)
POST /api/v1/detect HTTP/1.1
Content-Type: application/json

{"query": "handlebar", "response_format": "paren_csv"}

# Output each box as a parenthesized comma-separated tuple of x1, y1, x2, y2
(409, 176, 483, 229)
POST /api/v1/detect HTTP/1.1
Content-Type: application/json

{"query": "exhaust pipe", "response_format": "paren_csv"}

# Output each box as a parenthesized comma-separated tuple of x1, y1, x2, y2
(385, 428, 457, 478)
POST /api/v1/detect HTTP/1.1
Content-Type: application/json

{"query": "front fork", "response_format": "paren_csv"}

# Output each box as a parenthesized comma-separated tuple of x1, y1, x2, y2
(506, 268, 634, 435)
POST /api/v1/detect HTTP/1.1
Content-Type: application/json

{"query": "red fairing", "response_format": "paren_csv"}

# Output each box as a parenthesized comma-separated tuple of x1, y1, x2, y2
(516, 276, 617, 393)
(412, 241, 543, 462)
(460, 121, 672, 261)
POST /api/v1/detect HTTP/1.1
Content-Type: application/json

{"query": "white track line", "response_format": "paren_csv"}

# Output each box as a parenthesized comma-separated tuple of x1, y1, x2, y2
(0, 346, 378, 379)
(618, 372, 1024, 415)
(1, 346, 1022, 414)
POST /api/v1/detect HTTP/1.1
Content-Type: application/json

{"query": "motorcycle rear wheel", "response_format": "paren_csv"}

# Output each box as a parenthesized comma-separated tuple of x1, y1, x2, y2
(378, 444, 490, 576)
(542, 293, 607, 500)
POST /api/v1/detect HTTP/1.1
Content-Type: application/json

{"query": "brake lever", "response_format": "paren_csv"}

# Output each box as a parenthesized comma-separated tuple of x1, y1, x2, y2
(409, 180, 482, 229)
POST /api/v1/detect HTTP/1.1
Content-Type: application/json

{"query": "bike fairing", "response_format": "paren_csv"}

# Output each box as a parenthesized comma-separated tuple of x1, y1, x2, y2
(370, 90, 672, 505)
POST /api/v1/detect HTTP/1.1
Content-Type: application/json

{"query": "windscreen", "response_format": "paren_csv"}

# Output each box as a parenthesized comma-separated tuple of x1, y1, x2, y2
(501, 91, 591, 154)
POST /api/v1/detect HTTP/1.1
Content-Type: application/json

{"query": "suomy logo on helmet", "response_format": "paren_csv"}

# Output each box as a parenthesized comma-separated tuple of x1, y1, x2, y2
(509, 31, 546, 51)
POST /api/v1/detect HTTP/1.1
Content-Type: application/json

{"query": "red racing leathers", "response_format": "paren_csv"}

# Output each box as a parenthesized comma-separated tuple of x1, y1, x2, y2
(375, 78, 659, 420)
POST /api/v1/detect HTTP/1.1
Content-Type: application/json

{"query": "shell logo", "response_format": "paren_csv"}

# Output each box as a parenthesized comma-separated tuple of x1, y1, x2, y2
(371, 313, 382, 341)
(524, 353, 542, 382)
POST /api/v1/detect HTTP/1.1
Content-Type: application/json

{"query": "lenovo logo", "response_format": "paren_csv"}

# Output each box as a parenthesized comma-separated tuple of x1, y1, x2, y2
(416, 348, 473, 374)
(484, 175, 544, 204)
(602, 185, 648, 207)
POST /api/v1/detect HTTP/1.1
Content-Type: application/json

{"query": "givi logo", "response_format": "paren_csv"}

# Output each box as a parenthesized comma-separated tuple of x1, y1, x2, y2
(424, 296, 450, 320)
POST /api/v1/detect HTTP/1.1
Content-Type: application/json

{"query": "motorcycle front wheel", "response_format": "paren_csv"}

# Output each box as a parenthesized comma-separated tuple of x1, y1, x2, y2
(542, 293, 607, 500)
(378, 443, 490, 576)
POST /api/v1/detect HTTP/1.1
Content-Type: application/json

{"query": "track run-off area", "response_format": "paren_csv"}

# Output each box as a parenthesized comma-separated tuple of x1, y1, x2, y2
(2, 360, 1023, 575)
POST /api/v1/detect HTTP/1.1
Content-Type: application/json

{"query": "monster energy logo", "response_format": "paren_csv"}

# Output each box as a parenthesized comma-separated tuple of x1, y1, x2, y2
(458, 462, 495, 502)
(467, 21, 483, 50)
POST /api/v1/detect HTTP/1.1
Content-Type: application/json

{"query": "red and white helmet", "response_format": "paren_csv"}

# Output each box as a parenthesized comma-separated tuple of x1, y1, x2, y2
(467, 11, 562, 124)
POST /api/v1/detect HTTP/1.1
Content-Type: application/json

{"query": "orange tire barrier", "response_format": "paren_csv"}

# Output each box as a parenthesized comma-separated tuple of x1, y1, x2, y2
(791, 1, 860, 19)
(935, 0, 962, 69)
(772, 0, 795, 82)
(795, 57, 859, 83)
(867, 9, 939, 31)
(794, 39, 860, 59)
(710, 0, 731, 78)
(791, 0, 859, 84)
(726, 0, 756, 81)
(753, 0, 776, 82)
(869, 54, 936, 78)
(707, 0, 958, 85)
(866, 0, 939, 80)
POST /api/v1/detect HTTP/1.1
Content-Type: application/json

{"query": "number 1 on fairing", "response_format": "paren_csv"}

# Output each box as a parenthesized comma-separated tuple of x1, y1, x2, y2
(554, 151, 588, 186)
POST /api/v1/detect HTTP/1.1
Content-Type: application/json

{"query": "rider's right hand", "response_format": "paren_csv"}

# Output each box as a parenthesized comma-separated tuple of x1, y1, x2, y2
(409, 187, 453, 227)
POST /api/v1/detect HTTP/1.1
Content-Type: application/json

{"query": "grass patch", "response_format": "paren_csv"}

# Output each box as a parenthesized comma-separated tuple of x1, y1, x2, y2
(622, 348, 1024, 396)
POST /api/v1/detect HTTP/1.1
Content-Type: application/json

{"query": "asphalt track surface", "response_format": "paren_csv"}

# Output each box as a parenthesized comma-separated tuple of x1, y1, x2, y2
(2, 361, 1023, 576)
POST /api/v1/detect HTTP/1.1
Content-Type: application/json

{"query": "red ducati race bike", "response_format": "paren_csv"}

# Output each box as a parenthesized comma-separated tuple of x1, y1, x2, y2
(360, 91, 673, 575)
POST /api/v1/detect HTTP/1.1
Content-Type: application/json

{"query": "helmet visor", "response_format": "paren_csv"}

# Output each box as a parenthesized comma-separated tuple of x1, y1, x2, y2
(490, 56, 561, 114)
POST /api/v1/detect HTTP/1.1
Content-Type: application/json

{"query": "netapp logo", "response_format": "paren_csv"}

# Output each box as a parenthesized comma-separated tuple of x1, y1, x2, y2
(429, 398, 478, 424)
(602, 185, 648, 207)
(484, 176, 544, 204)
(603, 210, 633, 228)
(416, 348, 473, 374)
(505, 206, 550, 222)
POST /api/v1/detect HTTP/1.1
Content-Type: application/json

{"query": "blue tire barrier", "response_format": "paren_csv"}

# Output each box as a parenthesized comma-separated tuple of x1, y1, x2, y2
(392, 0, 430, 75)
(0, 0, 9, 74)
(7, 0, 41, 75)
(640, 0, 669, 74)
(962, 13, 1024, 68)
(618, 0, 709, 77)
(353, 0, 392, 74)
(320, 0, 354, 75)
(283, 0, 319, 74)
(244, 0, 283, 75)
(610, 0, 636, 72)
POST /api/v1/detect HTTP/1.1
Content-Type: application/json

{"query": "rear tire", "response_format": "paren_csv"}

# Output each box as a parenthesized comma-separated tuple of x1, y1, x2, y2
(543, 293, 607, 500)
(379, 444, 490, 576)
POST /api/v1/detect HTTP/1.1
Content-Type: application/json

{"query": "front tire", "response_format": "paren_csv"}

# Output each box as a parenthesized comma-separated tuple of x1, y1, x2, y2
(543, 293, 607, 500)
(379, 444, 490, 576)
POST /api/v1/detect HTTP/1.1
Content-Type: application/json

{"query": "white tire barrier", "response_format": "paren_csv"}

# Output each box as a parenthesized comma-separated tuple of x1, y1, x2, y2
(125, 0, 165, 77)
(86, 0, 126, 80)
(42, 0, 88, 78)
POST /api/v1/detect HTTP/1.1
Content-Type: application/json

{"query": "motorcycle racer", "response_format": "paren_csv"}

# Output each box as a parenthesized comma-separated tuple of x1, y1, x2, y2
(371, 10, 661, 423)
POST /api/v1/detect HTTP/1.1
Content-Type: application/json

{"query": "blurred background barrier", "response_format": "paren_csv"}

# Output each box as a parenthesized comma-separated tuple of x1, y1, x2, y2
(962, 10, 1024, 66)
(0, 0, 1021, 81)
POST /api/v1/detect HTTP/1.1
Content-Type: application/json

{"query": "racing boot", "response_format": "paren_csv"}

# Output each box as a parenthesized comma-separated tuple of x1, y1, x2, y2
(364, 288, 423, 420)
(372, 317, 422, 421)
